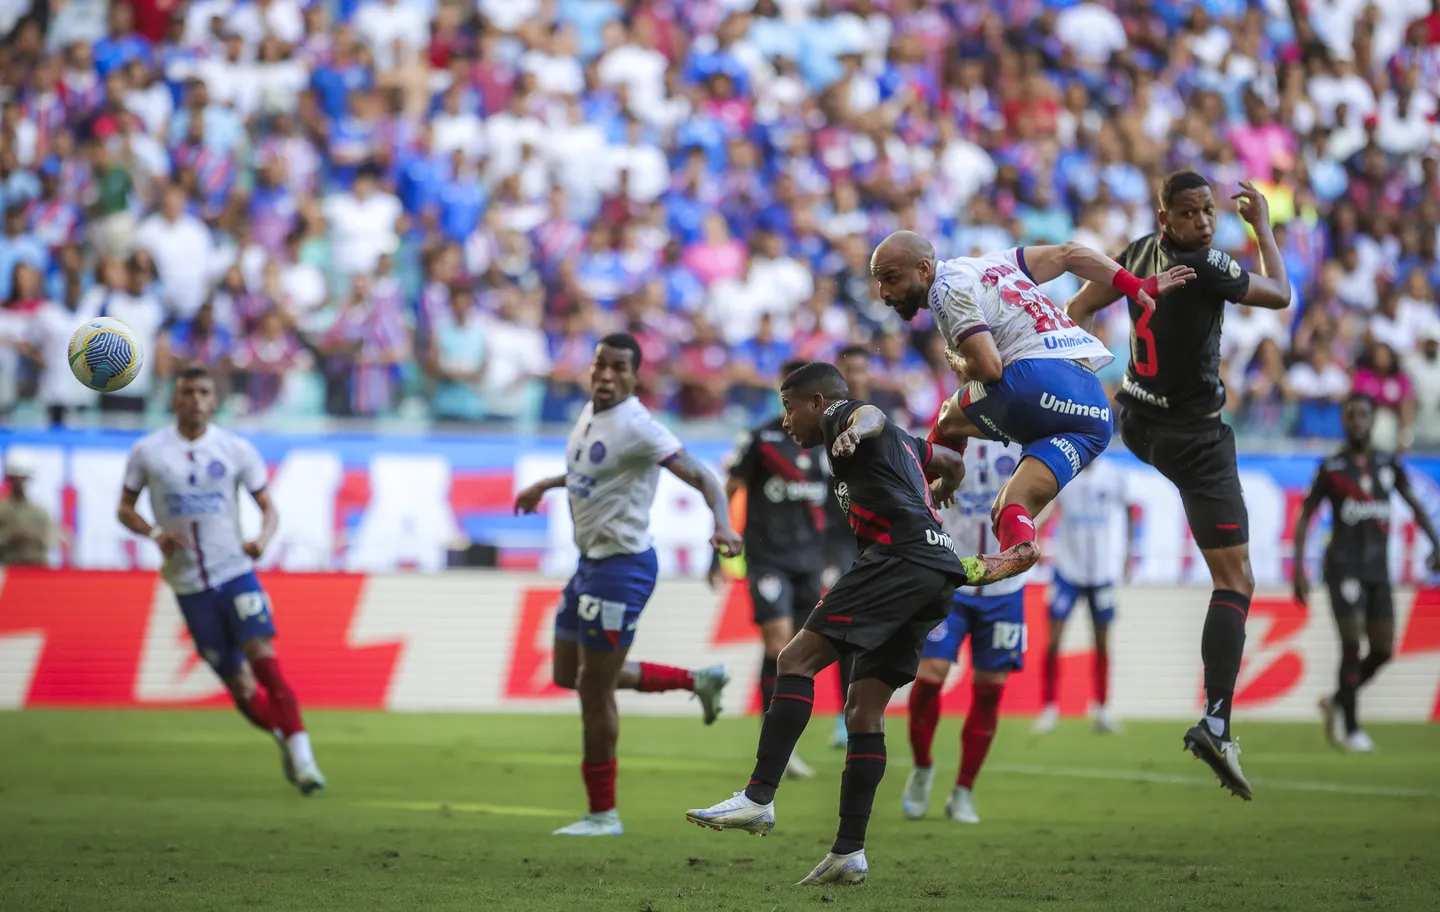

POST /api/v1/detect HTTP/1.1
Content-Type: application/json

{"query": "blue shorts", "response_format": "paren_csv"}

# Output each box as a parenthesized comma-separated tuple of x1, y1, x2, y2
(555, 548, 658, 652)
(1049, 574, 1117, 626)
(920, 588, 1027, 673)
(176, 572, 276, 678)
(958, 358, 1113, 488)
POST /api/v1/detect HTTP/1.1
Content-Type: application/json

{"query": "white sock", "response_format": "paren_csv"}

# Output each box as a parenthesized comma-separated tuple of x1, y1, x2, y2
(287, 731, 315, 768)
(1203, 715, 1225, 738)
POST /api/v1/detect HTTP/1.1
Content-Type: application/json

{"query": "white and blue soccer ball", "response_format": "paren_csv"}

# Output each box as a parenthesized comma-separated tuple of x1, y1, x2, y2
(69, 316, 144, 393)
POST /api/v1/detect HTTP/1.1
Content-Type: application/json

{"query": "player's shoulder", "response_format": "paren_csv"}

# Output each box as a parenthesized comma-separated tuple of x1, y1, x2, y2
(129, 426, 173, 458)
(1322, 453, 1349, 472)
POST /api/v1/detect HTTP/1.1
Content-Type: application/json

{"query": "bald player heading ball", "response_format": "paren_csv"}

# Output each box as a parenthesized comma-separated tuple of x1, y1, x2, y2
(1067, 172, 1292, 799)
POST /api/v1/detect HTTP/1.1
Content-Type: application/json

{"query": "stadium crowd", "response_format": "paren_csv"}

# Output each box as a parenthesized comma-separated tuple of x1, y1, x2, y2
(0, 0, 1438, 447)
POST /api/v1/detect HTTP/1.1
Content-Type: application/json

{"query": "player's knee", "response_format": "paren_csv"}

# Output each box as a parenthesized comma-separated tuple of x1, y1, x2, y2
(775, 637, 825, 677)
(240, 636, 275, 662)
(575, 666, 616, 697)
(553, 665, 577, 690)
(843, 701, 884, 734)
(915, 658, 949, 685)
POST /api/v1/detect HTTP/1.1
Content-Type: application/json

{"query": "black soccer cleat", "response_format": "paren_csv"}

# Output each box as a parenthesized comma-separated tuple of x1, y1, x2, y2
(1183, 723, 1252, 801)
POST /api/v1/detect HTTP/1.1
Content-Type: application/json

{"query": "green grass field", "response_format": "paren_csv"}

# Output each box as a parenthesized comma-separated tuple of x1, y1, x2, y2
(1, 710, 1438, 911)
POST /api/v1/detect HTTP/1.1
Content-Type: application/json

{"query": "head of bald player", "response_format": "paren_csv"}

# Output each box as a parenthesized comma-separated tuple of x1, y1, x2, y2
(870, 230, 938, 320)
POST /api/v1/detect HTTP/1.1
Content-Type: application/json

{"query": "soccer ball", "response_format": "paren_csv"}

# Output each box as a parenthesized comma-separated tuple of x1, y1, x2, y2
(69, 316, 144, 393)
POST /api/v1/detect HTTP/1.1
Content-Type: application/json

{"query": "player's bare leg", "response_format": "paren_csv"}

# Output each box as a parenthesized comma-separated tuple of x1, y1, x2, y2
(796, 676, 892, 885)
(239, 636, 323, 795)
(1091, 621, 1120, 733)
(1034, 614, 1067, 735)
(554, 634, 730, 726)
(1183, 543, 1254, 800)
(759, 617, 814, 778)
(903, 657, 949, 818)
(685, 630, 839, 835)
(948, 669, 1007, 824)
(555, 644, 631, 835)
(959, 457, 1053, 586)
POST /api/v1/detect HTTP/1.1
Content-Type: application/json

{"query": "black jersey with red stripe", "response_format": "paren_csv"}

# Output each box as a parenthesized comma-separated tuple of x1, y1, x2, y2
(818, 399, 964, 578)
(1309, 449, 1407, 584)
(729, 418, 829, 572)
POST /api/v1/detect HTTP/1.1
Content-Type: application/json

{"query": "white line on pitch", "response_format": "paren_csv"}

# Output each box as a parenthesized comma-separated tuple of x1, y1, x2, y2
(989, 763, 1440, 799)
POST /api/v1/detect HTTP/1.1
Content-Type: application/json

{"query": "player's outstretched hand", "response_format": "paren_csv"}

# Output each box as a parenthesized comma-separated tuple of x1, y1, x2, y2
(711, 529, 743, 559)
(1292, 572, 1309, 607)
(832, 427, 863, 458)
(513, 483, 548, 515)
(154, 530, 187, 559)
(1139, 265, 1197, 309)
(929, 475, 959, 509)
(1232, 180, 1271, 228)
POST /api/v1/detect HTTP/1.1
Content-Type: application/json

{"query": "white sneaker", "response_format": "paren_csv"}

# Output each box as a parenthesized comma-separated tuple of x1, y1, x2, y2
(1345, 730, 1376, 753)
(553, 809, 623, 836)
(295, 762, 326, 796)
(274, 731, 297, 786)
(830, 714, 848, 749)
(902, 767, 935, 820)
(1320, 695, 1345, 750)
(784, 753, 816, 779)
(944, 786, 980, 824)
(685, 791, 775, 835)
(1032, 704, 1059, 735)
(692, 665, 730, 725)
(796, 849, 868, 886)
(1093, 705, 1122, 734)
(1182, 723, 1252, 801)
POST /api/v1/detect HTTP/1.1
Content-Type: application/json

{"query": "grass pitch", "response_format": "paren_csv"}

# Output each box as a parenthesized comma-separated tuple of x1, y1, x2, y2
(1, 710, 1437, 911)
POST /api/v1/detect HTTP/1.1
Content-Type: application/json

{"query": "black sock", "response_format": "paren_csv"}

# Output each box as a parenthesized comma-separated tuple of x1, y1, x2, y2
(1357, 649, 1391, 686)
(1336, 642, 1361, 734)
(837, 653, 853, 705)
(759, 656, 779, 712)
(745, 674, 814, 804)
(832, 732, 886, 855)
(1200, 589, 1249, 739)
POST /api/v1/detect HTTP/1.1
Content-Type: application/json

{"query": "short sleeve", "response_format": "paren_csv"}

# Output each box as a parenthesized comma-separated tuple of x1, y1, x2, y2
(932, 275, 989, 349)
(1194, 247, 1251, 305)
(909, 434, 934, 468)
(728, 430, 757, 480)
(629, 412, 683, 466)
(236, 438, 269, 494)
(818, 399, 862, 450)
(122, 445, 148, 494)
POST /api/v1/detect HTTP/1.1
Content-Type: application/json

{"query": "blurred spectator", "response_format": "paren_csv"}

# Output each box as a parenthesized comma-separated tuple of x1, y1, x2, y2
(427, 288, 487, 423)
(478, 288, 549, 422)
(233, 307, 311, 415)
(1287, 339, 1351, 439)
(1407, 327, 1440, 447)
(1354, 341, 1415, 450)
(135, 184, 214, 320)
(0, 453, 56, 566)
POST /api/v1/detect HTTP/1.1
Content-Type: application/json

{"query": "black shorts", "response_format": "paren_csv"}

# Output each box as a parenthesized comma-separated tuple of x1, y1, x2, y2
(748, 565, 825, 627)
(822, 536, 859, 591)
(802, 551, 958, 689)
(1119, 409, 1248, 550)
(1326, 577, 1394, 625)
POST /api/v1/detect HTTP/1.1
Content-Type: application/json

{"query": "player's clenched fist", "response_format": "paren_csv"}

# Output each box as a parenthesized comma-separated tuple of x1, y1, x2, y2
(710, 529, 743, 558)
(153, 530, 188, 558)
(513, 483, 548, 515)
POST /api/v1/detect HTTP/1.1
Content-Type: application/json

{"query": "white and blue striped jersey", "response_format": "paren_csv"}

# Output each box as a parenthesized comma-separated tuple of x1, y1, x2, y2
(939, 440, 1030, 597)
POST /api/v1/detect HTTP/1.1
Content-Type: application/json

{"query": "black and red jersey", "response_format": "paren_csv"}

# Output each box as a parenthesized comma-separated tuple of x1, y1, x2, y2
(729, 418, 828, 572)
(818, 399, 964, 578)
(1308, 449, 1406, 584)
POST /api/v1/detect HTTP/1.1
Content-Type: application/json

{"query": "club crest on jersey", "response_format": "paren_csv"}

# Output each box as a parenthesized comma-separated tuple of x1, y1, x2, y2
(589, 441, 607, 463)
(995, 455, 1017, 477)
(207, 459, 226, 479)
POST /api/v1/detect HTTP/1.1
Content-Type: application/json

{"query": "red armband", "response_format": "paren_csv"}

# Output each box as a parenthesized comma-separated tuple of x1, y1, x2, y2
(1111, 268, 1160, 300)
(926, 423, 967, 457)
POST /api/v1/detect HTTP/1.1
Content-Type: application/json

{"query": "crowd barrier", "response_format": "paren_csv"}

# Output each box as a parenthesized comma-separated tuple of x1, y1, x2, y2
(3, 569, 1437, 721)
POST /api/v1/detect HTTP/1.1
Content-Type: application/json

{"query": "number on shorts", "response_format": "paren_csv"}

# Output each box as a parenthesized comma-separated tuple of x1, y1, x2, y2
(234, 591, 270, 621)
(1133, 307, 1158, 377)
(1000, 282, 1075, 333)
(991, 621, 1026, 652)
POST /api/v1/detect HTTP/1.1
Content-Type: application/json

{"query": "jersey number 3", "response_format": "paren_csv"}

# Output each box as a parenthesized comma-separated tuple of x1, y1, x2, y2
(1001, 282, 1075, 333)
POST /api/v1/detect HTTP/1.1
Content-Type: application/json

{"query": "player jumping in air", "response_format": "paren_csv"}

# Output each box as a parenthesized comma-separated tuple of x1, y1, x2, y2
(726, 358, 831, 780)
(514, 333, 740, 836)
(869, 231, 1193, 588)
(116, 365, 325, 794)
(1292, 394, 1440, 753)
(904, 439, 1032, 825)
(1033, 454, 1134, 735)
(686, 363, 966, 885)
(1067, 173, 1292, 799)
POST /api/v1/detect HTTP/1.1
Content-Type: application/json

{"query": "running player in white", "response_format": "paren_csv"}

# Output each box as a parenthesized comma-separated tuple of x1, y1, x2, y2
(116, 365, 324, 794)
(903, 439, 1032, 824)
(1033, 454, 1134, 735)
(514, 333, 742, 836)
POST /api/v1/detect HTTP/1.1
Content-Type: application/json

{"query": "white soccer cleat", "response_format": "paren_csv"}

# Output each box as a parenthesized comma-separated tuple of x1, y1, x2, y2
(1345, 730, 1376, 753)
(553, 809, 624, 836)
(902, 766, 935, 820)
(785, 753, 816, 779)
(1319, 695, 1345, 750)
(1093, 705, 1123, 734)
(944, 786, 980, 824)
(831, 714, 848, 749)
(1032, 704, 1059, 735)
(1182, 723, 1252, 800)
(796, 849, 868, 886)
(274, 731, 298, 786)
(685, 791, 775, 835)
(295, 762, 326, 796)
(692, 665, 730, 725)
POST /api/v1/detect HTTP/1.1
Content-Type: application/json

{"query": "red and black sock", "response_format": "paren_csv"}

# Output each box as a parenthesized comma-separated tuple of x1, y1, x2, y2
(1357, 648, 1392, 686)
(1336, 641, 1362, 734)
(957, 681, 1004, 790)
(250, 656, 304, 737)
(635, 663, 694, 693)
(908, 679, 942, 768)
(581, 758, 617, 814)
(995, 504, 1036, 551)
(1042, 648, 1060, 706)
(1200, 590, 1249, 740)
(758, 656, 779, 711)
(832, 732, 886, 856)
(745, 674, 814, 805)
(234, 689, 276, 733)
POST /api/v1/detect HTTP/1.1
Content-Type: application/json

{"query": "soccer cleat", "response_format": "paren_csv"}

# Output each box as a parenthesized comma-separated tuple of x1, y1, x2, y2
(944, 786, 980, 823)
(295, 762, 326, 796)
(902, 766, 935, 820)
(1093, 705, 1123, 734)
(796, 849, 868, 886)
(691, 665, 730, 725)
(960, 541, 1040, 586)
(553, 810, 624, 836)
(1319, 695, 1345, 751)
(1182, 723, 1252, 801)
(784, 753, 816, 780)
(1344, 730, 1376, 753)
(274, 731, 298, 786)
(685, 791, 775, 835)
(1032, 704, 1059, 735)
(831, 714, 848, 749)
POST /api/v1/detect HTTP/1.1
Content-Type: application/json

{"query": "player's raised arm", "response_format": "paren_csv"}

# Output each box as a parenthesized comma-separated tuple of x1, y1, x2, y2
(1393, 463, 1440, 574)
(1291, 465, 1328, 606)
(829, 403, 887, 457)
(1023, 243, 1195, 310)
(666, 450, 744, 558)
(916, 438, 966, 508)
(1232, 181, 1291, 310)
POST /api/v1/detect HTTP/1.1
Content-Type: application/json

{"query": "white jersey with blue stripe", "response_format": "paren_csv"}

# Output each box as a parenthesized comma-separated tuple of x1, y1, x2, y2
(1051, 456, 1131, 587)
(938, 440, 1030, 597)
(930, 249, 1114, 371)
(565, 396, 683, 560)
